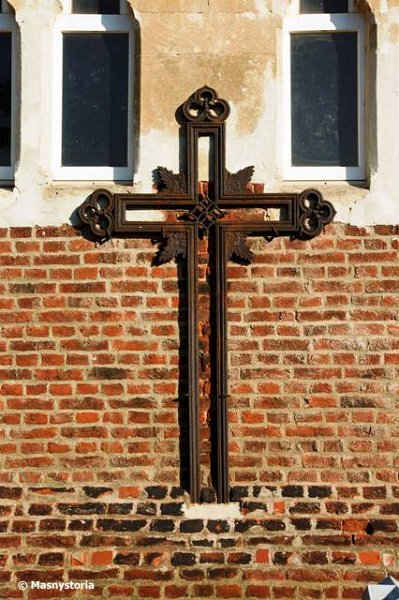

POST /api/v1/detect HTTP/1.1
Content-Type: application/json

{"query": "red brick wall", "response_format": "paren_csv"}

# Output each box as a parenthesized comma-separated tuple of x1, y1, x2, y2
(0, 222, 398, 598)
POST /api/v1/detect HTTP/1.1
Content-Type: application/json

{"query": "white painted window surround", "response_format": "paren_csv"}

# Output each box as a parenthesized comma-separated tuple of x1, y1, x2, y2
(52, 1, 134, 181)
(0, 6, 16, 183)
(283, 0, 365, 181)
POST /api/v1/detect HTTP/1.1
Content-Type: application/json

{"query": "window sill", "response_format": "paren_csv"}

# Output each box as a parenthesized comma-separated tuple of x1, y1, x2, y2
(280, 179, 369, 194)
(45, 180, 139, 195)
(279, 180, 370, 217)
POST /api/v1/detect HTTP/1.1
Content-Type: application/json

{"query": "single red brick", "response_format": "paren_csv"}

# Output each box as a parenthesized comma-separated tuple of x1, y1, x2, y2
(108, 585, 135, 596)
(91, 550, 113, 566)
(359, 551, 381, 565)
(216, 584, 242, 598)
(48, 443, 71, 453)
(76, 413, 99, 424)
(246, 585, 271, 598)
(138, 586, 161, 598)
(193, 585, 214, 597)
(119, 486, 141, 499)
(165, 585, 189, 598)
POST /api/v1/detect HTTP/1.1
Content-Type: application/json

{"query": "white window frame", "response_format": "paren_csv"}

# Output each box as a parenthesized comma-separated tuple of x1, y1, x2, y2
(283, 2, 365, 181)
(0, 8, 16, 182)
(53, 2, 133, 181)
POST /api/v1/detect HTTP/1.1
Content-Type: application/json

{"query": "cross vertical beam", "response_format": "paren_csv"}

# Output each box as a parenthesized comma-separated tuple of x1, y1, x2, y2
(215, 224, 229, 503)
(78, 86, 336, 503)
(185, 224, 200, 503)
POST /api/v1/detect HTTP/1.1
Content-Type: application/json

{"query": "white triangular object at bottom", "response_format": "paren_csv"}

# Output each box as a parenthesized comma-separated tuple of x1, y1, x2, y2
(363, 585, 396, 600)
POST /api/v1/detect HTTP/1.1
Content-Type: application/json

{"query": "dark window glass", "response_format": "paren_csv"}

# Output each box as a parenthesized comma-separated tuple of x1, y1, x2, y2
(291, 32, 358, 167)
(300, 0, 348, 12)
(0, 32, 11, 167)
(72, 0, 120, 14)
(62, 33, 129, 167)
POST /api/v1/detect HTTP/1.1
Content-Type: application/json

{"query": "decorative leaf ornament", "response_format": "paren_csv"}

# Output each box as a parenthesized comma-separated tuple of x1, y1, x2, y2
(225, 166, 255, 193)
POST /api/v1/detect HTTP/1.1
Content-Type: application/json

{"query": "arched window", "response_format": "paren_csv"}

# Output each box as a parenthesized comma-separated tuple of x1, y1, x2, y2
(283, 0, 365, 181)
(53, 0, 134, 181)
(0, 1, 16, 182)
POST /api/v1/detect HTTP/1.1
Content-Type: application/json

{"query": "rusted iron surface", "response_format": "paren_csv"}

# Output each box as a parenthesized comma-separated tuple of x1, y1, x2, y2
(78, 87, 335, 503)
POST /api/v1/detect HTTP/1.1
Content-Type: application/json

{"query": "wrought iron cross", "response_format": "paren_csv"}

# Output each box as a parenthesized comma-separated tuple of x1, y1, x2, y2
(78, 86, 335, 503)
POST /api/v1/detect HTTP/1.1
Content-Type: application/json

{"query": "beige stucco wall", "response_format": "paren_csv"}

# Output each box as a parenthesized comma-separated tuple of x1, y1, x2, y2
(0, 0, 398, 227)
